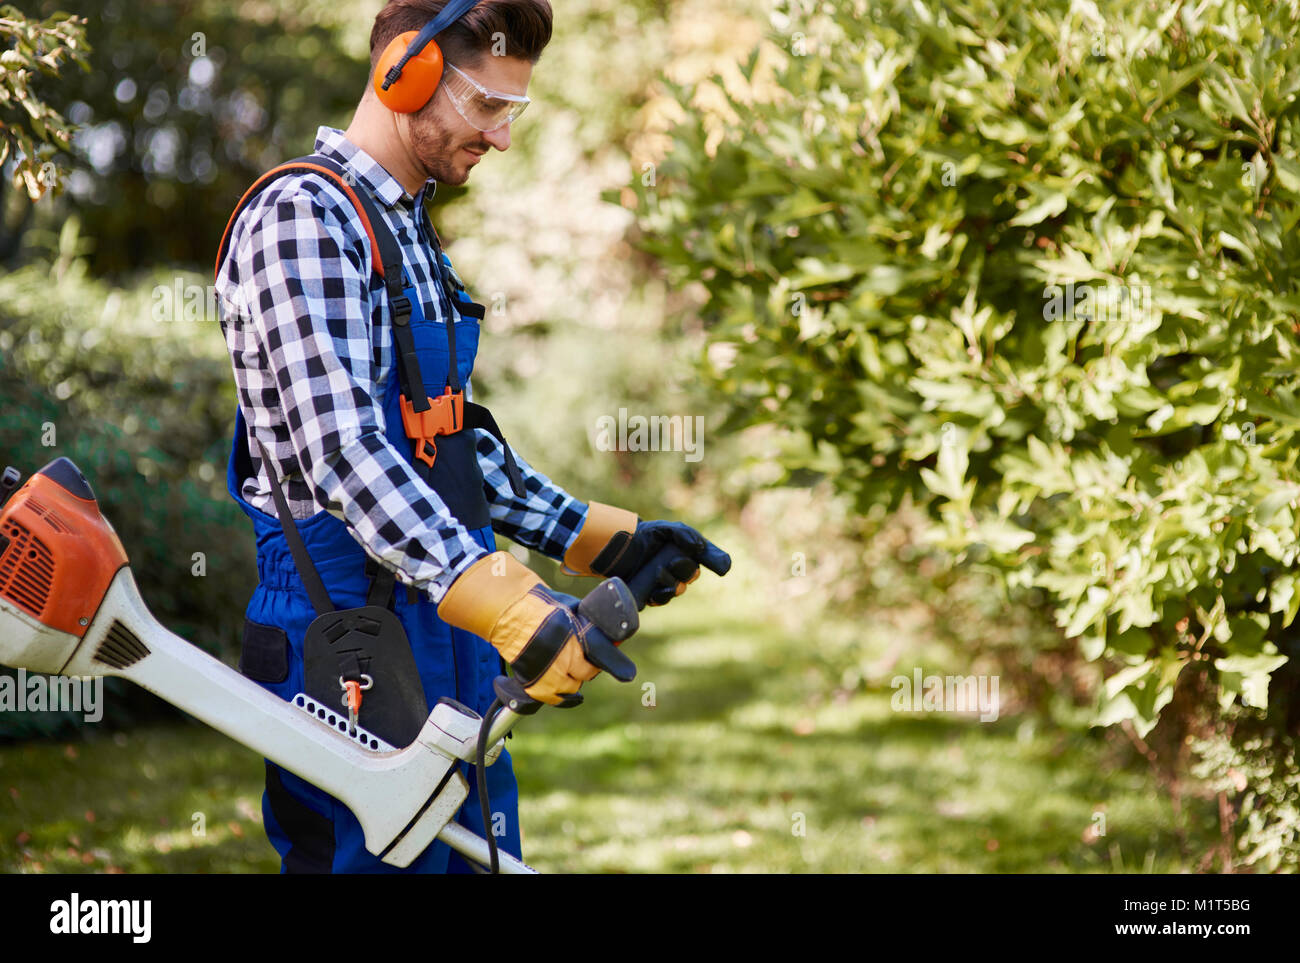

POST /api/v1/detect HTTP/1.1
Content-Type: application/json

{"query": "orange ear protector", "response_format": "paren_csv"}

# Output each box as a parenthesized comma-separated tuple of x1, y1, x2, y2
(374, 0, 484, 113)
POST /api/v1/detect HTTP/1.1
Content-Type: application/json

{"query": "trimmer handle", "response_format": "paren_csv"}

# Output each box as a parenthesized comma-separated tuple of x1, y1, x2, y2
(571, 577, 638, 684)
(0, 467, 20, 506)
(489, 577, 641, 719)
(578, 576, 638, 642)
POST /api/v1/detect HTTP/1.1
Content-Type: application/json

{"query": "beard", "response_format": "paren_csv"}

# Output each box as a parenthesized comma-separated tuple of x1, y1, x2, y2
(407, 97, 489, 187)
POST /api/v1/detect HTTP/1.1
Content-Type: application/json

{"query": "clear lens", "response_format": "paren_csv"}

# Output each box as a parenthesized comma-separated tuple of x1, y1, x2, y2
(441, 63, 529, 132)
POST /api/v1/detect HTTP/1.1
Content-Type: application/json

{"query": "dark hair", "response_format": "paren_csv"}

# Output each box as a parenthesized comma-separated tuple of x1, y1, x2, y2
(370, 0, 553, 71)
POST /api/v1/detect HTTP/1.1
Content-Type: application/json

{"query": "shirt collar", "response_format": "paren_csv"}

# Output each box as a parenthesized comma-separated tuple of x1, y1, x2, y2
(312, 125, 437, 209)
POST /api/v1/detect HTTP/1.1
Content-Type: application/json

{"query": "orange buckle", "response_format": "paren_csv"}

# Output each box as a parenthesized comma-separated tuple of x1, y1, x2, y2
(341, 675, 371, 735)
(400, 387, 464, 468)
(343, 680, 364, 715)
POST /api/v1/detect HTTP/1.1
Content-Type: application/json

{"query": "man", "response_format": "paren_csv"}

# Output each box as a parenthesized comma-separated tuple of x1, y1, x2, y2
(214, 0, 729, 874)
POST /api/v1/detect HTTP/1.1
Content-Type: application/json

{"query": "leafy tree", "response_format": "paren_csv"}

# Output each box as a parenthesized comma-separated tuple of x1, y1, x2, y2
(0, 5, 87, 199)
(12, 0, 365, 275)
(0, 5, 88, 263)
(632, 0, 1300, 867)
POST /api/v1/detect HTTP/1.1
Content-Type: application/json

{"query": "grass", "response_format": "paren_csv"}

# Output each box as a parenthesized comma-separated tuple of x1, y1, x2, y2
(0, 726, 275, 873)
(511, 605, 1214, 872)
(0, 523, 1218, 873)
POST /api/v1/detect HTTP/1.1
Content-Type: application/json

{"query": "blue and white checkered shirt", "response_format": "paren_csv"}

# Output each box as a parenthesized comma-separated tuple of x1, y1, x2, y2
(215, 126, 588, 603)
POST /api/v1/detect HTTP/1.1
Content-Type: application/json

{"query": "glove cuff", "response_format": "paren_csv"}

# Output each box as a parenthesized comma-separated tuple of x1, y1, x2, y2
(437, 551, 544, 651)
(561, 502, 639, 577)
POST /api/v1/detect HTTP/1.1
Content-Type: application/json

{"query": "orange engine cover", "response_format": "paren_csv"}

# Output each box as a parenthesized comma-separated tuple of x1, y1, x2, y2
(0, 459, 128, 638)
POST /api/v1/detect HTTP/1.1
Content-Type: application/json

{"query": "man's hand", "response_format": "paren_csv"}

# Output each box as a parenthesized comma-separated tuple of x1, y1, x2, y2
(562, 503, 732, 609)
(438, 550, 635, 706)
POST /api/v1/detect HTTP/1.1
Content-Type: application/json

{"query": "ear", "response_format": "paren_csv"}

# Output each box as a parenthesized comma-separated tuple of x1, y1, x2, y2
(373, 30, 445, 113)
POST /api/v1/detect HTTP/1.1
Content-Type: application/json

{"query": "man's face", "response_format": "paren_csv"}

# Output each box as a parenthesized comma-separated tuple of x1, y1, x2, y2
(403, 54, 532, 187)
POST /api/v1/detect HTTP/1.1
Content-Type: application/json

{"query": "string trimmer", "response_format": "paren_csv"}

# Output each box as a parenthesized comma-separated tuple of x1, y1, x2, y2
(0, 456, 663, 874)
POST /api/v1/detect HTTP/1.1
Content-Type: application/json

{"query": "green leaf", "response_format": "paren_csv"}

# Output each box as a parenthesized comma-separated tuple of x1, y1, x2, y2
(1010, 191, 1067, 227)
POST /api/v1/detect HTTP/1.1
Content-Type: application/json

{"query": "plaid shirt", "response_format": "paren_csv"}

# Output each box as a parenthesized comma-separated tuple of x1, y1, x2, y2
(216, 126, 588, 603)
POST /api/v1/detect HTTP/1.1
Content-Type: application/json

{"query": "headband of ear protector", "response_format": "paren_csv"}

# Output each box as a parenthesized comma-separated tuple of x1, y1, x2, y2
(373, 0, 484, 113)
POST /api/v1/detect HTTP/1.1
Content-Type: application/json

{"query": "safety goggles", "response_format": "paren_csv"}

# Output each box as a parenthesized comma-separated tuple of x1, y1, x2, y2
(440, 62, 530, 132)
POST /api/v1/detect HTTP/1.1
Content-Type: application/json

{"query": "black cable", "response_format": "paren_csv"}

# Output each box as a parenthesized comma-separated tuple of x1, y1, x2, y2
(476, 697, 505, 874)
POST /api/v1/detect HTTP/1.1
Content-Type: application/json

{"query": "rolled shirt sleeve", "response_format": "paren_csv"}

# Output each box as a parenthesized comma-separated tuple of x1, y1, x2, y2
(475, 429, 590, 561)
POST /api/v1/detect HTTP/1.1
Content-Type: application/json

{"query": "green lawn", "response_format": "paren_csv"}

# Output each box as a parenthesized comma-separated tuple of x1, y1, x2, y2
(0, 525, 1217, 873)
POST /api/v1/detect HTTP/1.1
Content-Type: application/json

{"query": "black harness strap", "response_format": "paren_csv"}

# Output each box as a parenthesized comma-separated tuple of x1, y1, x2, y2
(392, 304, 429, 407)
(364, 556, 403, 609)
(255, 438, 335, 619)
(338, 650, 364, 685)
(443, 305, 460, 393)
(364, 557, 391, 606)
(230, 157, 422, 609)
(464, 403, 526, 498)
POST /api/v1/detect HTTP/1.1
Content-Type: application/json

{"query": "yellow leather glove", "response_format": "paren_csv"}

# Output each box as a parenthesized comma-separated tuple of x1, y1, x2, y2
(438, 550, 632, 706)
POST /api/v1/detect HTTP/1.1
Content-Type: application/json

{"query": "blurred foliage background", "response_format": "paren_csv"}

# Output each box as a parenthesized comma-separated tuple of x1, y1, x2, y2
(631, 0, 1300, 871)
(0, 0, 1291, 872)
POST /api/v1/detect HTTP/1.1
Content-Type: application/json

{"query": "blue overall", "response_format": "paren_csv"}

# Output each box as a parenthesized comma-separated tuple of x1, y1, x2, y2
(225, 276, 523, 874)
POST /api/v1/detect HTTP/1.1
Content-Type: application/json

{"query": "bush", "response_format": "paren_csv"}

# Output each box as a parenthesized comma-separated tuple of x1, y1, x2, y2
(0, 228, 254, 736)
(633, 0, 1300, 866)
